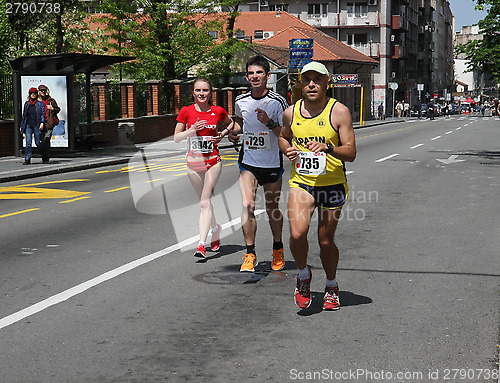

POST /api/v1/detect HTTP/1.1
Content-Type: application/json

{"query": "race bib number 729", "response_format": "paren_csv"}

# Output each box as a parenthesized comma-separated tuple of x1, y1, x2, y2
(244, 131, 271, 150)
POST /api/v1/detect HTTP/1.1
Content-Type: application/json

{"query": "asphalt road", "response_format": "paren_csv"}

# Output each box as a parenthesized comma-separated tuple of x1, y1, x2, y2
(0, 116, 498, 383)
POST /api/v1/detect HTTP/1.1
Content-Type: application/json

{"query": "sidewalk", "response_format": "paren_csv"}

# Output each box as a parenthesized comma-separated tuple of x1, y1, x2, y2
(0, 117, 403, 183)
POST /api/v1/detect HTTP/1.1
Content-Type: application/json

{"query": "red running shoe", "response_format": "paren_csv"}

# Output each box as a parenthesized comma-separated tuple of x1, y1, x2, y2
(294, 270, 312, 309)
(211, 224, 222, 251)
(323, 285, 340, 311)
(194, 243, 207, 258)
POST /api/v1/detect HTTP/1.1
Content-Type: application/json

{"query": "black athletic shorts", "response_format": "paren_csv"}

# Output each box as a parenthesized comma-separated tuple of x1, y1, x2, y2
(239, 162, 284, 186)
(291, 182, 348, 209)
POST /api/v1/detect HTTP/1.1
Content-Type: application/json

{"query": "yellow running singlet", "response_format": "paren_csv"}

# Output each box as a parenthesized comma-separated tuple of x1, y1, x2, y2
(289, 98, 348, 187)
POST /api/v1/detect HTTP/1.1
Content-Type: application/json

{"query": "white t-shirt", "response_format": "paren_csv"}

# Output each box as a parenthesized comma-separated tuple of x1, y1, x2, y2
(234, 90, 288, 168)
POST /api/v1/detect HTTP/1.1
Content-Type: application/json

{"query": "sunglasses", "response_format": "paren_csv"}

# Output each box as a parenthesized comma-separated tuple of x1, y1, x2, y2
(39, 89, 47, 92)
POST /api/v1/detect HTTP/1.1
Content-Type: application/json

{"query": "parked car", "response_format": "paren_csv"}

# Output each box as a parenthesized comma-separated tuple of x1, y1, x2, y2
(450, 104, 460, 115)
(460, 103, 472, 114)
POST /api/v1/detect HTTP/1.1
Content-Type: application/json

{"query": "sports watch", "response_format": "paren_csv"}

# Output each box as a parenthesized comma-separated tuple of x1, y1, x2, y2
(266, 119, 279, 130)
(325, 143, 334, 154)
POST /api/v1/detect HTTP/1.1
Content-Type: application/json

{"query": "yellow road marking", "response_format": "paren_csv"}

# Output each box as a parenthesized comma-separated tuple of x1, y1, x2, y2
(21, 179, 89, 187)
(59, 196, 91, 204)
(105, 186, 131, 193)
(0, 179, 90, 200)
(0, 208, 40, 218)
(146, 178, 165, 183)
(0, 186, 90, 200)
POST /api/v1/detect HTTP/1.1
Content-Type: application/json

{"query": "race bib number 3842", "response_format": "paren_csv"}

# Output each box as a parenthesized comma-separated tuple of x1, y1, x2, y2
(296, 151, 326, 175)
(190, 136, 214, 153)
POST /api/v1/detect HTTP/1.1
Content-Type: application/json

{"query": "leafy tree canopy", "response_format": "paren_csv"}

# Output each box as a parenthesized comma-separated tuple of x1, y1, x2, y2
(98, 0, 248, 82)
(455, 0, 500, 83)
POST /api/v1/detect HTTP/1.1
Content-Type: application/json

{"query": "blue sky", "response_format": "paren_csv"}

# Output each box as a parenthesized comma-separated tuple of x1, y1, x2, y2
(449, 0, 488, 31)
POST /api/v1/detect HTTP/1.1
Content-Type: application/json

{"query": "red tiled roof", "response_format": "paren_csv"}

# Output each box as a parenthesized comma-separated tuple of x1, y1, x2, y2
(249, 45, 290, 67)
(234, 11, 316, 36)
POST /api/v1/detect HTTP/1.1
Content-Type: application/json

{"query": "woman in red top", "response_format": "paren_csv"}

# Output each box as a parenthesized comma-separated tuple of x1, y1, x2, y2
(174, 78, 234, 258)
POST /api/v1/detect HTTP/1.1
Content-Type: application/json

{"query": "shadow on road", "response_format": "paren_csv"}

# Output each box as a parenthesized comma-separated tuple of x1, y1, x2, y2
(297, 290, 373, 316)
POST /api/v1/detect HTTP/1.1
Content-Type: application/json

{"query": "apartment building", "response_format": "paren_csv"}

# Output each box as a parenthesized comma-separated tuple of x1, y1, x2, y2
(240, 0, 454, 113)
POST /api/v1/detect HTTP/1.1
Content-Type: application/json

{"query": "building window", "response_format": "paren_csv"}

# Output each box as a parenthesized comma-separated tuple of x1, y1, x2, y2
(347, 33, 368, 46)
(209, 30, 218, 39)
(235, 30, 245, 39)
(270, 4, 288, 12)
(254, 30, 264, 39)
(307, 4, 328, 18)
(347, 2, 368, 18)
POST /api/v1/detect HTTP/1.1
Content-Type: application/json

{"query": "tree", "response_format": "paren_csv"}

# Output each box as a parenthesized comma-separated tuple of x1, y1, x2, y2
(2, 0, 103, 59)
(0, 3, 13, 73)
(455, 0, 500, 83)
(98, 0, 248, 82)
(197, 1, 249, 87)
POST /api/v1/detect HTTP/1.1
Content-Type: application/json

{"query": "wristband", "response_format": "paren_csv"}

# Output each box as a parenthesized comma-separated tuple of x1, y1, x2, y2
(325, 143, 334, 154)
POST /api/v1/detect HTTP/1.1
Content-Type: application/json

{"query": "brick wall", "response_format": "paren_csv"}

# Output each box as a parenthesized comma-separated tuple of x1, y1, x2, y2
(0, 120, 15, 156)
(90, 114, 178, 146)
(0, 83, 250, 156)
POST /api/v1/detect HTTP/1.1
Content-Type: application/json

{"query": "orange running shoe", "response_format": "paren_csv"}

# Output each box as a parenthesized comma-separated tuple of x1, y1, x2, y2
(240, 253, 257, 272)
(271, 248, 285, 271)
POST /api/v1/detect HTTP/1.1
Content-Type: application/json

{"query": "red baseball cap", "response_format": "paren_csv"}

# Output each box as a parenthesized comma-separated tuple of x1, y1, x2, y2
(29, 87, 38, 93)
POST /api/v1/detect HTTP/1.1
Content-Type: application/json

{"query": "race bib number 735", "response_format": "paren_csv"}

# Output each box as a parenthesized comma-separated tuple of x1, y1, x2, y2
(296, 151, 326, 175)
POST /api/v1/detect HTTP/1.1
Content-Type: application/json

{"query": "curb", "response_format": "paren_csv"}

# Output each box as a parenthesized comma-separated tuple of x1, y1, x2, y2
(0, 118, 405, 183)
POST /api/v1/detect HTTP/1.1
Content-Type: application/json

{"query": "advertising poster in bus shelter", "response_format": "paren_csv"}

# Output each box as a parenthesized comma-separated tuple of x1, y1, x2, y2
(20, 75, 68, 148)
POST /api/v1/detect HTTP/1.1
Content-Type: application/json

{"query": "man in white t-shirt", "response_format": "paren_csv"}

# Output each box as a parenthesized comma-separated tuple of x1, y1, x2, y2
(229, 55, 288, 272)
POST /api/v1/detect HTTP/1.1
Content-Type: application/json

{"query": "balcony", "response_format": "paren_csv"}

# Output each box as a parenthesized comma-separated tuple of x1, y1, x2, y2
(391, 44, 405, 59)
(348, 43, 380, 58)
(300, 12, 340, 27)
(392, 15, 409, 30)
(339, 11, 380, 27)
(299, 11, 380, 28)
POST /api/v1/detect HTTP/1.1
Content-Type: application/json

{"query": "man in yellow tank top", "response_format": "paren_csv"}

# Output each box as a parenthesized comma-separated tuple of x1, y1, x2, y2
(279, 61, 357, 311)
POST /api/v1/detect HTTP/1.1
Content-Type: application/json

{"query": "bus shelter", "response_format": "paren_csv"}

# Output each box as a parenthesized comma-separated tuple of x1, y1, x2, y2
(9, 53, 134, 155)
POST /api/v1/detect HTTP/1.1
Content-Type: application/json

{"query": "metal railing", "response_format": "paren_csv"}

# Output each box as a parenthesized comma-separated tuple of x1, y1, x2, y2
(0, 74, 14, 119)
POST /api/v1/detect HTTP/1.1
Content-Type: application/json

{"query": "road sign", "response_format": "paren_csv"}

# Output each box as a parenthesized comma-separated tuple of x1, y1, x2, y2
(289, 39, 313, 70)
(289, 38, 314, 49)
(388, 82, 398, 90)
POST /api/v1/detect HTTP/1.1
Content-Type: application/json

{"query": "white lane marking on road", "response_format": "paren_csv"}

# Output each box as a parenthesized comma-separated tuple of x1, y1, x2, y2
(346, 171, 354, 175)
(456, 127, 461, 130)
(445, 131, 453, 135)
(431, 136, 441, 141)
(375, 153, 399, 163)
(0, 210, 265, 330)
(410, 144, 423, 149)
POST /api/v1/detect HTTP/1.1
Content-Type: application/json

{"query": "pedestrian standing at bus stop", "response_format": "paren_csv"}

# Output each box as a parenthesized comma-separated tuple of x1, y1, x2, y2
(20, 87, 46, 165)
(279, 62, 356, 310)
(38, 84, 61, 163)
(174, 77, 234, 258)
